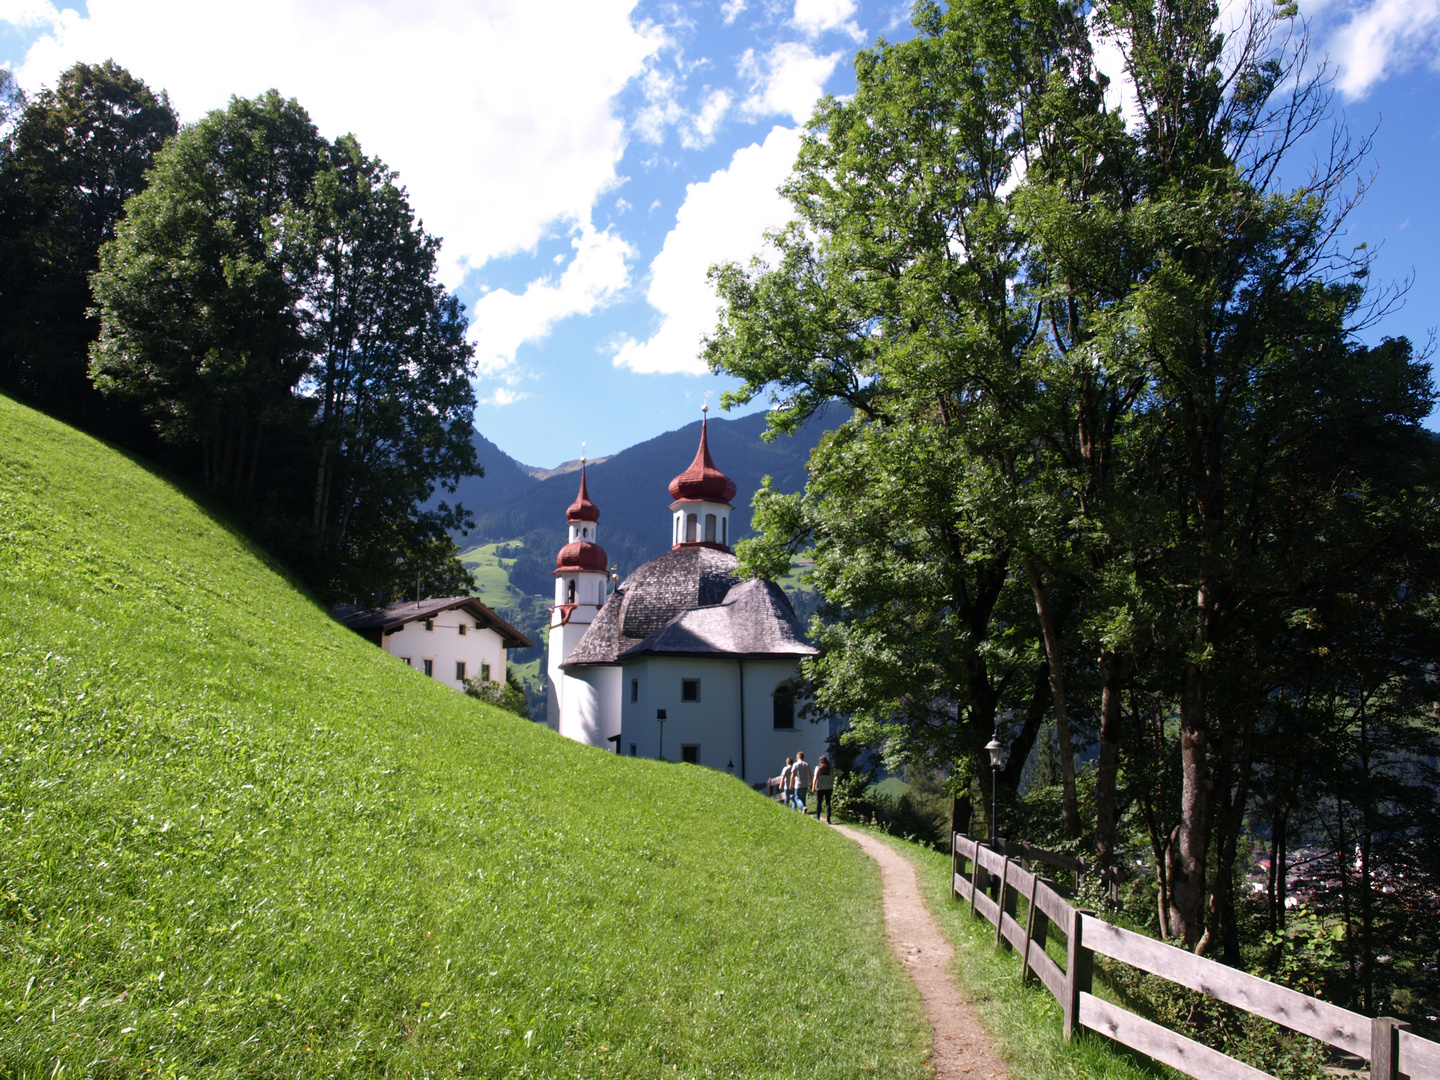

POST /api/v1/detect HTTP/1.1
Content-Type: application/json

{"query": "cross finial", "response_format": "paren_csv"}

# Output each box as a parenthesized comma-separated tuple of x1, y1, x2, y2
(580, 441, 587, 468)
(702, 390, 710, 415)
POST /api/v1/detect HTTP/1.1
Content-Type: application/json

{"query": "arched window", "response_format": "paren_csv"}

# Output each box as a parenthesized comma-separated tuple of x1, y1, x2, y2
(705, 513, 716, 542)
(773, 682, 795, 729)
(722, 516, 727, 545)
(566, 579, 576, 604)
(686, 513, 698, 542)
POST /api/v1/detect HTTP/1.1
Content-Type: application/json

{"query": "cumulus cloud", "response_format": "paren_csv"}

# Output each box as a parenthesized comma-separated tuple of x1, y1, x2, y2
(611, 125, 802, 375)
(8, 0, 660, 286)
(791, 0, 863, 40)
(1321, 0, 1440, 98)
(721, 0, 747, 24)
(470, 224, 636, 380)
(739, 41, 843, 122)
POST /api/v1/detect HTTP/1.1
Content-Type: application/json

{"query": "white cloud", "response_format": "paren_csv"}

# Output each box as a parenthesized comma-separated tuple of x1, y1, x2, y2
(739, 41, 843, 122)
(470, 223, 636, 379)
(1089, 19, 1142, 128)
(721, 0, 747, 24)
(483, 386, 527, 407)
(8, 0, 660, 287)
(791, 0, 862, 40)
(681, 87, 733, 149)
(1321, 0, 1440, 98)
(611, 125, 802, 375)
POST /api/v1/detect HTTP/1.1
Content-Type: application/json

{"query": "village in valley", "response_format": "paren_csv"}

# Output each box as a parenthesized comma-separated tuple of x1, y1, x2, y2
(3, 0, 1440, 1077)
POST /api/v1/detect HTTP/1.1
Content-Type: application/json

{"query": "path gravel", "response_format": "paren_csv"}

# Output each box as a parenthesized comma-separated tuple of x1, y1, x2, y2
(831, 823, 1008, 1080)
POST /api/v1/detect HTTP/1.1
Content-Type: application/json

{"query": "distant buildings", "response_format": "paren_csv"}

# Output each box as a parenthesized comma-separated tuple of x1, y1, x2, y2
(336, 596, 534, 692)
(546, 412, 829, 780)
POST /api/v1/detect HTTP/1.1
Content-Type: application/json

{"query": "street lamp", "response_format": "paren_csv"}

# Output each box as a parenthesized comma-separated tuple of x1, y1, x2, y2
(984, 728, 1005, 848)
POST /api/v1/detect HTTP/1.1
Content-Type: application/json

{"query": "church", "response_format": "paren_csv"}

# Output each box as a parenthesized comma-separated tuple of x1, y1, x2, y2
(544, 413, 830, 782)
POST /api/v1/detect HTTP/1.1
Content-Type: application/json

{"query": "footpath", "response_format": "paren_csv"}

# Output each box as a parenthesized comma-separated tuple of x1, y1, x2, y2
(830, 824, 1008, 1080)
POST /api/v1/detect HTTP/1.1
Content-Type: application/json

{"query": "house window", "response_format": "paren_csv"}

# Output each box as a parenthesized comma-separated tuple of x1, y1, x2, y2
(400, 656, 412, 667)
(458, 622, 467, 635)
(424, 618, 434, 632)
(631, 679, 639, 703)
(681, 744, 700, 764)
(773, 683, 795, 729)
(456, 661, 466, 681)
(681, 678, 700, 702)
(705, 513, 716, 542)
(423, 658, 434, 677)
(481, 662, 491, 682)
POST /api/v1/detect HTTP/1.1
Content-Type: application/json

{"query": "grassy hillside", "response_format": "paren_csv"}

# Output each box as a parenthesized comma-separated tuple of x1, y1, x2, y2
(0, 396, 929, 1078)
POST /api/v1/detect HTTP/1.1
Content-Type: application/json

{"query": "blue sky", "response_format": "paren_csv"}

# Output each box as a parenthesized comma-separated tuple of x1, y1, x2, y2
(1, 0, 1438, 467)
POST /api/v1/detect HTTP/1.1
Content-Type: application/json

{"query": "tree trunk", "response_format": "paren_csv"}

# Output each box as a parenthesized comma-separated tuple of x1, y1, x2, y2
(1021, 556, 1080, 839)
(1095, 649, 1124, 874)
(1173, 656, 1212, 951)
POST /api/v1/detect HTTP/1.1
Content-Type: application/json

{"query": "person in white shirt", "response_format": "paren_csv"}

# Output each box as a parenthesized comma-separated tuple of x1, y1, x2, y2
(791, 751, 814, 812)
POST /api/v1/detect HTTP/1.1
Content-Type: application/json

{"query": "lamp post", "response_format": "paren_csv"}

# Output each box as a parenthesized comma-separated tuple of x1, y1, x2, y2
(984, 727, 1004, 849)
(656, 709, 667, 760)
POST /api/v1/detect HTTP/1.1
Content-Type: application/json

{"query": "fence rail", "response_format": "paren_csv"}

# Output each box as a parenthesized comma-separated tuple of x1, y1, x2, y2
(951, 830, 1436, 1080)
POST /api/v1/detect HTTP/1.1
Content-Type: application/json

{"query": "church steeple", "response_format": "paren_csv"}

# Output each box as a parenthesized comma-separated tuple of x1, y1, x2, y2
(669, 405, 736, 552)
(554, 461, 609, 603)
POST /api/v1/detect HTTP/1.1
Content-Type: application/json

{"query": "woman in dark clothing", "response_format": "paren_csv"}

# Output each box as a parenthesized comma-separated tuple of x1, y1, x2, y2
(812, 754, 834, 823)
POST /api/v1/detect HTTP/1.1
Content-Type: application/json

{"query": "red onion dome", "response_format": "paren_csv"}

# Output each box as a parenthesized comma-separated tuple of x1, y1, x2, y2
(566, 467, 599, 522)
(555, 540, 608, 573)
(668, 418, 737, 503)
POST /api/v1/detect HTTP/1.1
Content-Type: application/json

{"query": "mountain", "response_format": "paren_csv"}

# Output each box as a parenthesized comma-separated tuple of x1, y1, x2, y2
(443, 428, 541, 516)
(473, 405, 845, 599)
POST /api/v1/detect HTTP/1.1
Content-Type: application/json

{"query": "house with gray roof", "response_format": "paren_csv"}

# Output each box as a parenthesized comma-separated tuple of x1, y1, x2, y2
(336, 596, 533, 693)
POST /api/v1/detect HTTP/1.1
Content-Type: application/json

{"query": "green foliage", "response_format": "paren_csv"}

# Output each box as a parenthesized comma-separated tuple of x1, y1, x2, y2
(0, 61, 176, 430)
(465, 668, 530, 719)
(0, 394, 934, 1078)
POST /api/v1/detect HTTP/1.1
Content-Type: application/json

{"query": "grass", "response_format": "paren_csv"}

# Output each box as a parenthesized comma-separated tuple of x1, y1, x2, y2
(0, 396, 932, 1079)
(862, 831, 1167, 1080)
(457, 540, 528, 607)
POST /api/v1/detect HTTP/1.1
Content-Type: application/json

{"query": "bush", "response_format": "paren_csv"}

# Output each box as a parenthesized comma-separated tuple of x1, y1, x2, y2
(465, 668, 529, 718)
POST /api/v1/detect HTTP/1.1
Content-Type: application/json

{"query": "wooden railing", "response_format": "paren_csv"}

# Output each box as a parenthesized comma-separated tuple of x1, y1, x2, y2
(952, 831, 1440, 1080)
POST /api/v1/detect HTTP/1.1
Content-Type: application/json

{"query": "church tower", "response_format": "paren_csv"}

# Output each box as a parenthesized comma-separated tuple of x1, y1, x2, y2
(668, 406, 737, 551)
(546, 463, 617, 743)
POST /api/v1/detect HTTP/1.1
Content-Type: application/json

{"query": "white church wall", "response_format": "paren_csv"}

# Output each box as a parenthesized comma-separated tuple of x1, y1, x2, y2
(743, 659, 828, 784)
(558, 665, 621, 748)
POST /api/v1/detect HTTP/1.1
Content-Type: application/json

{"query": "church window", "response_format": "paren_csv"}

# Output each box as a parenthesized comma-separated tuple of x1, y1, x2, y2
(773, 683, 795, 729)
(681, 744, 700, 764)
(682, 678, 700, 702)
(630, 743, 637, 756)
(686, 513, 698, 542)
(722, 517, 727, 545)
(705, 514, 716, 542)
(631, 679, 638, 703)
(567, 579, 576, 604)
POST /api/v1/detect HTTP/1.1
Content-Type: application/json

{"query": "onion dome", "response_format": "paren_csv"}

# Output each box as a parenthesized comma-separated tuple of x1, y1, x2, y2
(566, 466, 599, 522)
(668, 417, 737, 503)
(555, 539, 608, 572)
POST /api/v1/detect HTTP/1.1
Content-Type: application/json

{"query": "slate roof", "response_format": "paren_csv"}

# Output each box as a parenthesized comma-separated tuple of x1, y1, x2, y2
(333, 596, 535, 649)
(617, 578, 818, 660)
(561, 546, 740, 667)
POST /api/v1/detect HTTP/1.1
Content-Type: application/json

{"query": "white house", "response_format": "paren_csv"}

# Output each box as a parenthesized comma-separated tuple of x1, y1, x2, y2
(546, 413, 830, 781)
(337, 596, 534, 692)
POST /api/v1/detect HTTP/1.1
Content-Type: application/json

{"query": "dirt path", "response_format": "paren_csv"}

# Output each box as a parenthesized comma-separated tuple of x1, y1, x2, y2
(830, 824, 1008, 1080)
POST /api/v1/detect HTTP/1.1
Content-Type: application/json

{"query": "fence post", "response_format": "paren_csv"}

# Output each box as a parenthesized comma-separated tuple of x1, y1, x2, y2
(969, 843, 983, 917)
(1063, 907, 1094, 1043)
(951, 823, 960, 901)
(1370, 1017, 1409, 1080)
(1020, 873, 1044, 984)
(994, 853, 1010, 948)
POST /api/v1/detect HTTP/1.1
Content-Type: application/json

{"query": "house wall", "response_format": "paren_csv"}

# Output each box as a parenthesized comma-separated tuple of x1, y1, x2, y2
(619, 656, 825, 781)
(381, 612, 506, 692)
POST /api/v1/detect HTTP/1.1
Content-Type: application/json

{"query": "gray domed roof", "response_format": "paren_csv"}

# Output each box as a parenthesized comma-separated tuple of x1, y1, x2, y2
(561, 546, 739, 667)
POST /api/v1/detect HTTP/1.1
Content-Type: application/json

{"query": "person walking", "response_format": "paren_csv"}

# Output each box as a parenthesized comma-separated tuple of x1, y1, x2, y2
(791, 751, 814, 812)
(812, 754, 834, 823)
(778, 756, 794, 806)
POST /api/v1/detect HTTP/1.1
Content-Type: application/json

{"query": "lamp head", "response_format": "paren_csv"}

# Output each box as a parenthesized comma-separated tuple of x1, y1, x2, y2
(985, 734, 1004, 769)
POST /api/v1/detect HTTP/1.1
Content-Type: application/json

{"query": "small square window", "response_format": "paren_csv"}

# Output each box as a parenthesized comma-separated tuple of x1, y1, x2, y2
(629, 743, 637, 756)
(456, 661, 466, 681)
(481, 662, 491, 682)
(630, 679, 639, 703)
(681, 744, 699, 764)
(400, 656, 412, 667)
(681, 678, 700, 702)
(423, 618, 434, 632)
(423, 658, 434, 677)
(458, 622, 467, 636)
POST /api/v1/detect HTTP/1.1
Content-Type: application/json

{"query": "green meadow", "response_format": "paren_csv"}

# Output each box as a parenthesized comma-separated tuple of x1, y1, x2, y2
(0, 396, 930, 1079)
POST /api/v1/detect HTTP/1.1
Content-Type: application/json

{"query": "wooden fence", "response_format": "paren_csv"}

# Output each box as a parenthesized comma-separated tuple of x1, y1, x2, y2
(952, 831, 1440, 1080)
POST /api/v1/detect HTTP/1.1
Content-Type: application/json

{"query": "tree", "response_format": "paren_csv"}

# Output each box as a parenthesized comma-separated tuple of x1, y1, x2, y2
(0, 61, 176, 427)
(90, 90, 322, 493)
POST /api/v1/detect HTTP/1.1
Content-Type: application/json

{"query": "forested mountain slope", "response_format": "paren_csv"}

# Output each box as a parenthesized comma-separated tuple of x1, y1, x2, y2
(0, 394, 926, 1078)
